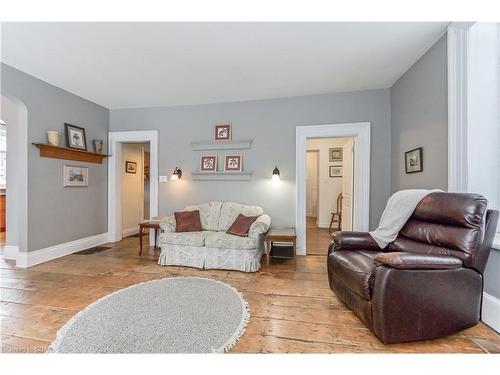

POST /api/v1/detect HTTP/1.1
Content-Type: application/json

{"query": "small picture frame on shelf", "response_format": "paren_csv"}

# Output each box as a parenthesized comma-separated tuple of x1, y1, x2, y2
(125, 161, 137, 174)
(405, 147, 423, 173)
(214, 123, 232, 141)
(200, 155, 217, 172)
(63, 165, 89, 187)
(329, 165, 343, 178)
(65, 123, 88, 151)
(224, 154, 242, 172)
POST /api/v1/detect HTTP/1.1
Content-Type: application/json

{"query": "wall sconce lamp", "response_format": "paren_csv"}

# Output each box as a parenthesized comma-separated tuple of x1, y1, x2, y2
(272, 166, 280, 181)
(171, 167, 182, 180)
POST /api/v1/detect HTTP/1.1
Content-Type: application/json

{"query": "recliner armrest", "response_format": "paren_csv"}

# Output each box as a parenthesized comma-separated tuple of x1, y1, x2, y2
(374, 252, 463, 270)
(330, 231, 382, 254)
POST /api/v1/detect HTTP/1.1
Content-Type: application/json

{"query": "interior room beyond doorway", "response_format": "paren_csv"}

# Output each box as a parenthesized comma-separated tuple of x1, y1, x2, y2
(306, 137, 354, 255)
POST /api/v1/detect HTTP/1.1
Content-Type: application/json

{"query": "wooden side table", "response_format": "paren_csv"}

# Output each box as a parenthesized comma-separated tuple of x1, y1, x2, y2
(139, 222, 161, 255)
(265, 227, 296, 266)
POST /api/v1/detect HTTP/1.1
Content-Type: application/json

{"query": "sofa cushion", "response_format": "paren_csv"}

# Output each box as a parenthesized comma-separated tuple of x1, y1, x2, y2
(205, 232, 258, 250)
(175, 210, 202, 232)
(227, 214, 258, 237)
(218, 202, 264, 232)
(328, 250, 382, 300)
(161, 231, 214, 247)
(184, 201, 223, 231)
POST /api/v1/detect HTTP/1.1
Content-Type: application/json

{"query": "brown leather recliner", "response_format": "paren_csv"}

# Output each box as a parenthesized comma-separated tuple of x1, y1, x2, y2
(327, 192, 499, 344)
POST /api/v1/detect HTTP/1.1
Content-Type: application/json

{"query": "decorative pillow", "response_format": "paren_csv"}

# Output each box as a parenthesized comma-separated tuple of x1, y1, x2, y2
(226, 214, 258, 237)
(174, 210, 202, 232)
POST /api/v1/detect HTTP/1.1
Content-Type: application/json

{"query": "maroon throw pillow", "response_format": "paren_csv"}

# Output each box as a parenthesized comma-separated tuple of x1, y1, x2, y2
(227, 214, 258, 237)
(174, 210, 202, 232)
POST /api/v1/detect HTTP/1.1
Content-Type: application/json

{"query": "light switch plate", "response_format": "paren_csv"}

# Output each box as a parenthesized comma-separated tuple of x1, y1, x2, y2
(159, 175, 168, 183)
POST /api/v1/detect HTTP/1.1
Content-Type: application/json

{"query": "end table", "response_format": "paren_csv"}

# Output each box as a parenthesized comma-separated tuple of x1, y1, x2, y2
(265, 227, 296, 266)
(138, 221, 161, 255)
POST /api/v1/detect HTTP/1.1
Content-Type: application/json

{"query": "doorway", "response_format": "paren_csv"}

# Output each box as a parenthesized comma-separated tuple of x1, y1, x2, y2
(296, 123, 371, 255)
(305, 137, 355, 255)
(121, 142, 150, 238)
(0, 120, 6, 246)
(108, 131, 158, 246)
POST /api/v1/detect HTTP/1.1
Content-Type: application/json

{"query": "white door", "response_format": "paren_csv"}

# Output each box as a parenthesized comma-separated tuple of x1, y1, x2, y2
(341, 139, 354, 231)
(306, 151, 319, 218)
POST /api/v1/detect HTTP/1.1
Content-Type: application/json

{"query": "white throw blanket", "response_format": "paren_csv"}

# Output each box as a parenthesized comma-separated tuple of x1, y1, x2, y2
(369, 189, 442, 249)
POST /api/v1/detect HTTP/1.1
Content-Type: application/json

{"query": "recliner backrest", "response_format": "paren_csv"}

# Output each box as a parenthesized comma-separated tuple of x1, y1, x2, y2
(389, 192, 494, 273)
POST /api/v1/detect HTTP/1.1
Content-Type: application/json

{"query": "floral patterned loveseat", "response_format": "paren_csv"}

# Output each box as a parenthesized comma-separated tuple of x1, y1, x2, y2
(158, 201, 271, 272)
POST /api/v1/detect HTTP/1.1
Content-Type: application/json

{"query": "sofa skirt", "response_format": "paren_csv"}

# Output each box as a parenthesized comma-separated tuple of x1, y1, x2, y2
(158, 243, 264, 273)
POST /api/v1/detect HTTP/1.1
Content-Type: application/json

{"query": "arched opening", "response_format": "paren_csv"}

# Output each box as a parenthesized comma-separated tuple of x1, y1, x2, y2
(0, 93, 28, 264)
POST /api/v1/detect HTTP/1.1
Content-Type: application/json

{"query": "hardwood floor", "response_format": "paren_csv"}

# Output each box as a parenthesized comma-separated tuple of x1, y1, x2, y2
(306, 216, 333, 255)
(1, 235, 500, 354)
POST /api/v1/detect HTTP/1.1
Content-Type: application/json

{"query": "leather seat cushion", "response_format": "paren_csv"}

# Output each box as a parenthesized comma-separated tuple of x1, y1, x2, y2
(328, 250, 382, 300)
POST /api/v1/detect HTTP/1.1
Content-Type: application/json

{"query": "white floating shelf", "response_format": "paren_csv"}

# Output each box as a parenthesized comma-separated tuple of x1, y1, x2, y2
(190, 139, 252, 151)
(191, 171, 253, 181)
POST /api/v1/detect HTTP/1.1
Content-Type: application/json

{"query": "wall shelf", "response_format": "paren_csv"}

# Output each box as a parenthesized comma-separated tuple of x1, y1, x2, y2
(33, 143, 110, 164)
(191, 171, 253, 181)
(190, 139, 252, 151)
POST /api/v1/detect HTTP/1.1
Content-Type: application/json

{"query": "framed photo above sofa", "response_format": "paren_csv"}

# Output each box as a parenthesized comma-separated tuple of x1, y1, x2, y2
(405, 147, 423, 173)
(200, 155, 217, 172)
(224, 154, 242, 172)
(214, 123, 232, 140)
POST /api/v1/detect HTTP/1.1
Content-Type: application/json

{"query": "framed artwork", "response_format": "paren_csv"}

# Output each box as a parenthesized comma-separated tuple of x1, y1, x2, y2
(63, 165, 89, 187)
(224, 154, 242, 172)
(200, 155, 217, 172)
(65, 123, 87, 151)
(125, 161, 137, 174)
(405, 147, 423, 174)
(214, 123, 232, 141)
(329, 148, 343, 162)
(329, 165, 343, 178)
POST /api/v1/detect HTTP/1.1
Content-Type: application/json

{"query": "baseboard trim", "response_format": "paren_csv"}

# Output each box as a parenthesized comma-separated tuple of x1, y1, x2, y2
(2, 245, 19, 260)
(482, 292, 500, 333)
(16, 233, 109, 268)
(122, 226, 139, 237)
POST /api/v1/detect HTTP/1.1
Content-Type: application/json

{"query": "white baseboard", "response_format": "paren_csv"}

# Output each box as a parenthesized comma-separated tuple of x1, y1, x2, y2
(122, 226, 139, 237)
(317, 222, 331, 229)
(2, 245, 19, 260)
(482, 292, 500, 333)
(15, 233, 109, 268)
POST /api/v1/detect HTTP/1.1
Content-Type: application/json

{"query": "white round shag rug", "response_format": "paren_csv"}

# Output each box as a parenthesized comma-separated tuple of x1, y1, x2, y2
(49, 277, 250, 353)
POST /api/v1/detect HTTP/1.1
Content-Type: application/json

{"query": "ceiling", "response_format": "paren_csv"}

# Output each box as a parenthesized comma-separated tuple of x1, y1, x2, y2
(1, 22, 448, 109)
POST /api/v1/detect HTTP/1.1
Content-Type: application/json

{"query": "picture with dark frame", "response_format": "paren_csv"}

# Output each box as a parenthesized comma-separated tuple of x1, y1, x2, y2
(125, 161, 137, 174)
(329, 165, 343, 178)
(65, 123, 87, 151)
(329, 147, 343, 162)
(405, 147, 423, 173)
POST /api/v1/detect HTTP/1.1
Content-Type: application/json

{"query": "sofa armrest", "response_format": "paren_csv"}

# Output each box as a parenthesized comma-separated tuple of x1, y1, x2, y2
(159, 215, 176, 233)
(375, 252, 463, 270)
(248, 214, 271, 239)
(329, 231, 382, 255)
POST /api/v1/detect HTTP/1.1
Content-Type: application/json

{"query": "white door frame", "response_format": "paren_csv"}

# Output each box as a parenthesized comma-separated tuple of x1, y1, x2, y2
(108, 131, 158, 245)
(296, 122, 371, 255)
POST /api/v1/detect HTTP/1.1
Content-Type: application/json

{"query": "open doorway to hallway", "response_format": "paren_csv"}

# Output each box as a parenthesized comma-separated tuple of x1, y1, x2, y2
(121, 142, 151, 238)
(0, 120, 5, 246)
(306, 137, 354, 255)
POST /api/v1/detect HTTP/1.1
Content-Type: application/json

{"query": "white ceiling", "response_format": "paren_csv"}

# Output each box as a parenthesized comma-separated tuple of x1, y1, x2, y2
(1, 22, 448, 109)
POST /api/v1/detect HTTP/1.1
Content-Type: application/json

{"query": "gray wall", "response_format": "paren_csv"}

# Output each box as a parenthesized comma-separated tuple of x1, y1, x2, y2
(1, 63, 109, 251)
(110, 89, 391, 229)
(390, 34, 448, 192)
(485, 250, 500, 298)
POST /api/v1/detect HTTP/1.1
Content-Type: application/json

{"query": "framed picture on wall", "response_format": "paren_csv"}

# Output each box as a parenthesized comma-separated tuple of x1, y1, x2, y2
(329, 148, 343, 162)
(329, 165, 343, 178)
(224, 154, 242, 172)
(65, 123, 87, 151)
(125, 161, 137, 174)
(405, 147, 423, 173)
(63, 165, 89, 187)
(214, 123, 232, 140)
(200, 155, 217, 172)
